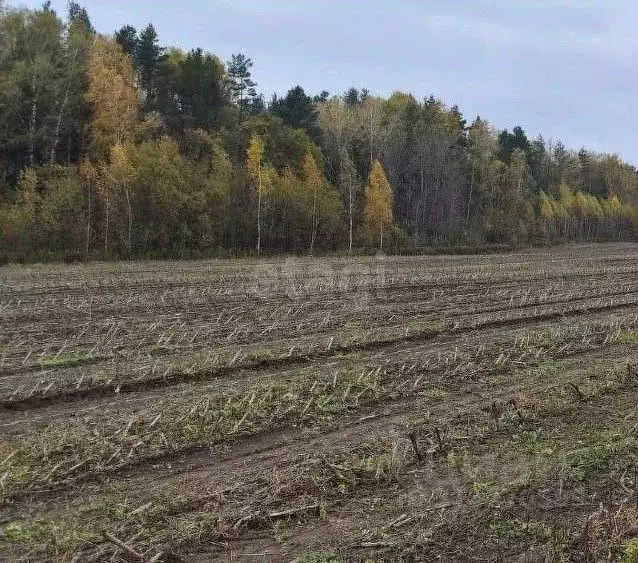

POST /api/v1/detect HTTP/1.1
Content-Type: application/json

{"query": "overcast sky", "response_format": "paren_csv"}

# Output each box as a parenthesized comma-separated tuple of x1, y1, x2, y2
(16, 0, 637, 163)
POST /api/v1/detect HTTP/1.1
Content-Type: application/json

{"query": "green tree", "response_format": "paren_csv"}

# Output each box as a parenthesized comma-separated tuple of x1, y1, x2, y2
(247, 133, 271, 254)
(0, 3, 64, 178)
(302, 152, 323, 254)
(107, 143, 135, 256)
(498, 126, 530, 163)
(38, 168, 86, 253)
(50, 2, 94, 165)
(466, 117, 498, 227)
(114, 25, 137, 58)
(134, 24, 161, 104)
(270, 85, 319, 140)
(226, 53, 257, 123)
(236, 114, 323, 173)
(177, 129, 232, 248)
(125, 137, 190, 252)
(68, 2, 93, 33)
(176, 49, 227, 131)
(17, 167, 39, 218)
(78, 158, 97, 255)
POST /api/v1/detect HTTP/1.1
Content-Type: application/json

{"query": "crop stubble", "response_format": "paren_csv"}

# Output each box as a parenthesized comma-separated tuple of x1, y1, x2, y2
(1, 243, 638, 561)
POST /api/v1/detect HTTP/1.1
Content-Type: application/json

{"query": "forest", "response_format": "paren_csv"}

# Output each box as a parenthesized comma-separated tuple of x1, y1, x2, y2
(1, 1, 638, 261)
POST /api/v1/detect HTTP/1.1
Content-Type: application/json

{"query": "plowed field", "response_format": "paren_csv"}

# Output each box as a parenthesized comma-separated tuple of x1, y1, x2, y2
(2, 243, 638, 562)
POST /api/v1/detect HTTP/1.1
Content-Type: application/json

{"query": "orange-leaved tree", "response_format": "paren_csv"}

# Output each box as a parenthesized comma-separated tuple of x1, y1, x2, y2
(363, 160, 393, 250)
(86, 36, 138, 253)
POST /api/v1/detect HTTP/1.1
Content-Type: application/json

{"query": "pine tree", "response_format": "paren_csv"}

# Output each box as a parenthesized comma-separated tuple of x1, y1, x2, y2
(226, 53, 257, 123)
(114, 25, 138, 58)
(135, 24, 162, 103)
(270, 86, 319, 139)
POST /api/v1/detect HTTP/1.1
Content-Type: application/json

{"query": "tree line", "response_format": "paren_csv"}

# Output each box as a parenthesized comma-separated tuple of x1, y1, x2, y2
(1, 2, 637, 261)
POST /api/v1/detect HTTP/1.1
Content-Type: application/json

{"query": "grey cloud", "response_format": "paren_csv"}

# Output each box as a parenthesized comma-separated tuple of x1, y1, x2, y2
(19, 0, 638, 162)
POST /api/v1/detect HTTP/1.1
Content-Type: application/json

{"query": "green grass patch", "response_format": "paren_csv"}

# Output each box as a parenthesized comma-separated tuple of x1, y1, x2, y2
(512, 430, 555, 457)
(420, 387, 449, 400)
(559, 434, 638, 484)
(1, 522, 40, 542)
(621, 539, 638, 563)
(488, 518, 552, 543)
(532, 359, 562, 381)
(295, 551, 344, 563)
(618, 331, 638, 344)
(37, 353, 92, 368)
(472, 481, 501, 502)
